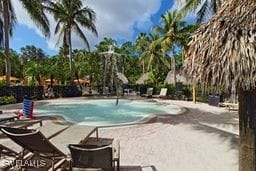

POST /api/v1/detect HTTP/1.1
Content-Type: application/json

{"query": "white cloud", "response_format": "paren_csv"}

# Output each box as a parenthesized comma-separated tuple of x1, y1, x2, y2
(11, 0, 161, 52)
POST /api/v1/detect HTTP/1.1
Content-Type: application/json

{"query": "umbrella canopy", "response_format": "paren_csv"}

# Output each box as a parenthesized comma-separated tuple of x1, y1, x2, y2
(164, 71, 189, 85)
(0, 75, 19, 82)
(74, 79, 89, 84)
(117, 72, 128, 84)
(136, 72, 150, 85)
(44, 79, 58, 84)
(183, 0, 256, 90)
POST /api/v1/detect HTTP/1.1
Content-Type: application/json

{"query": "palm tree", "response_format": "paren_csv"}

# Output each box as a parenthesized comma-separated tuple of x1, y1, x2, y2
(140, 33, 170, 73)
(24, 61, 44, 85)
(135, 33, 150, 73)
(45, 0, 98, 79)
(177, 0, 224, 23)
(1, 0, 50, 85)
(154, 10, 197, 86)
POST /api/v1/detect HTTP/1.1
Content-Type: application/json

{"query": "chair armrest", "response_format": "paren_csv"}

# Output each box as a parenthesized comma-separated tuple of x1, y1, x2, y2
(112, 140, 120, 171)
(112, 140, 120, 160)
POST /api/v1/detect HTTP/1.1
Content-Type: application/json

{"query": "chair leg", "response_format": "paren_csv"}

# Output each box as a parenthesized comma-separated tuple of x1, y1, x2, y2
(117, 159, 120, 171)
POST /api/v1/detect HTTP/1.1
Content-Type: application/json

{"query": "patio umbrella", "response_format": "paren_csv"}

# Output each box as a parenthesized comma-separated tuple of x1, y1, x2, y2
(183, 0, 256, 170)
(74, 79, 89, 84)
(136, 72, 150, 85)
(44, 79, 58, 85)
(0, 75, 19, 82)
(117, 72, 128, 84)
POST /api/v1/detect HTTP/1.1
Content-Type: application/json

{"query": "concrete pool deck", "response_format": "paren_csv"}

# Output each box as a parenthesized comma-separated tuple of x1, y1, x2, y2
(0, 98, 238, 171)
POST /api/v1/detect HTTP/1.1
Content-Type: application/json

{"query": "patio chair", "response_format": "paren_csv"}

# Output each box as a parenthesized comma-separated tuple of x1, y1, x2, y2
(152, 88, 168, 98)
(103, 87, 110, 96)
(15, 97, 35, 118)
(69, 142, 120, 171)
(0, 126, 67, 170)
(141, 88, 153, 97)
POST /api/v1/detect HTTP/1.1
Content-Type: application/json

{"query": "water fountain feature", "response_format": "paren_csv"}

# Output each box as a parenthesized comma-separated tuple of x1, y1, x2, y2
(100, 45, 122, 105)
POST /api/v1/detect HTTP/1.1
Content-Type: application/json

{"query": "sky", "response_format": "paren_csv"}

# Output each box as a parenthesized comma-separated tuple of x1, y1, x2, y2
(10, 0, 194, 56)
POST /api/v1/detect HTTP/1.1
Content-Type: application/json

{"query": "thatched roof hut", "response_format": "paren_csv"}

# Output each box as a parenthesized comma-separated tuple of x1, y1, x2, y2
(117, 72, 129, 84)
(183, 1, 256, 169)
(164, 71, 189, 84)
(136, 72, 150, 85)
(183, 0, 256, 90)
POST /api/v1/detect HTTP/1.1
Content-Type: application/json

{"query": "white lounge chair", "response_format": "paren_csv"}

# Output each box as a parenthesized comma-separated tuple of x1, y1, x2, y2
(141, 88, 153, 97)
(152, 88, 168, 98)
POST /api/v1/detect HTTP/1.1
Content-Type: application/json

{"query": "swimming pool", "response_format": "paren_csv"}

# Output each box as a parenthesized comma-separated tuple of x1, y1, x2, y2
(35, 99, 183, 126)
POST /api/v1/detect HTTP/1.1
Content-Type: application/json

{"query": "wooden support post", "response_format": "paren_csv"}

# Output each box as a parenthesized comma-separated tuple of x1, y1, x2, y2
(193, 85, 196, 103)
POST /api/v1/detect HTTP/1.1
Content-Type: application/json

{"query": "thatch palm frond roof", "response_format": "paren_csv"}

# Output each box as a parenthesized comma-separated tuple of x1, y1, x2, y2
(136, 72, 150, 85)
(183, 0, 256, 90)
(164, 71, 189, 85)
(117, 72, 129, 84)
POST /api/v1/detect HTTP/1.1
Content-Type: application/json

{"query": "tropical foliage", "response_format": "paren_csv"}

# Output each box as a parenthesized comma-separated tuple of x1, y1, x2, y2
(45, 0, 98, 78)
(1, 0, 50, 85)
(0, 0, 198, 88)
(178, 0, 224, 23)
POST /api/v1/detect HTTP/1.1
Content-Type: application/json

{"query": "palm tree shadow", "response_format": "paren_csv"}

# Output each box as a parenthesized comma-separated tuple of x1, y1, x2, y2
(147, 107, 239, 150)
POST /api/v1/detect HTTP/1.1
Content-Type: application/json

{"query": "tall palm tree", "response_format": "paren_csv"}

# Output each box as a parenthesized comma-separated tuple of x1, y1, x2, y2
(178, 0, 224, 23)
(135, 33, 150, 73)
(1, 0, 50, 85)
(154, 10, 197, 86)
(45, 0, 98, 79)
(140, 33, 170, 73)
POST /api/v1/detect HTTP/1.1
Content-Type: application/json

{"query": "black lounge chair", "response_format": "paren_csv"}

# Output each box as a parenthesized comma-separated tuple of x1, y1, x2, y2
(0, 114, 19, 123)
(0, 118, 42, 129)
(0, 123, 68, 159)
(0, 126, 67, 170)
(69, 143, 120, 171)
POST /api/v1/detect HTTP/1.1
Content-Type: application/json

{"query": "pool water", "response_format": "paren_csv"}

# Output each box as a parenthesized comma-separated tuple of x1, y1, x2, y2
(36, 99, 182, 126)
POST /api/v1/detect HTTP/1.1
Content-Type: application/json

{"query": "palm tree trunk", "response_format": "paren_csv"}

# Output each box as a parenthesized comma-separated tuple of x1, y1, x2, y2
(3, 0, 11, 85)
(238, 87, 256, 171)
(68, 28, 73, 82)
(50, 74, 54, 87)
(142, 60, 145, 74)
(172, 50, 176, 87)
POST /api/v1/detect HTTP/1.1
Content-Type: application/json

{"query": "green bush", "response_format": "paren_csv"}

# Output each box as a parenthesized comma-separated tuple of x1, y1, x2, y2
(0, 96, 17, 105)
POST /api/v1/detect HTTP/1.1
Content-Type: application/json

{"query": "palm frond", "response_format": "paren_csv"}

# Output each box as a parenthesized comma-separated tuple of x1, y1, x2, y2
(20, 0, 50, 37)
(196, 0, 209, 23)
(73, 23, 90, 51)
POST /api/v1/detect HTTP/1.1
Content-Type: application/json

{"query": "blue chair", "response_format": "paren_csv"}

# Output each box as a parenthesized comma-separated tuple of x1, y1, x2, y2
(17, 97, 35, 118)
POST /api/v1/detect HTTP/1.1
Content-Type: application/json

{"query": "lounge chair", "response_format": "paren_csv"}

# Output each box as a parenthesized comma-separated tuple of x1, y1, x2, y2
(69, 142, 120, 171)
(103, 87, 110, 96)
(0, 126, 68, 170)
(141, 88, 153, 97)
(152, 88, 168, 98)
(0, 123, 68, 158)
(0, 118, 43, 130)
(0, 113, 19, 123)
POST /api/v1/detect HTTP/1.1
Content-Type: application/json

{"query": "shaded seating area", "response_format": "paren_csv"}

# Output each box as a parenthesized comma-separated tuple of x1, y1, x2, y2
(0, 124, 119, 170)
(0, 123, 121, 171)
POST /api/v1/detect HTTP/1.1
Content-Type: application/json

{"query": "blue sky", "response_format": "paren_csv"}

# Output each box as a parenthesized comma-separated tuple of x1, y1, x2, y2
(10, 0, 191, 56)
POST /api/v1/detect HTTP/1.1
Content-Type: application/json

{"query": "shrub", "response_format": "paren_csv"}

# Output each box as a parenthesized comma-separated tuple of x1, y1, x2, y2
(0, 96, 16, 105)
